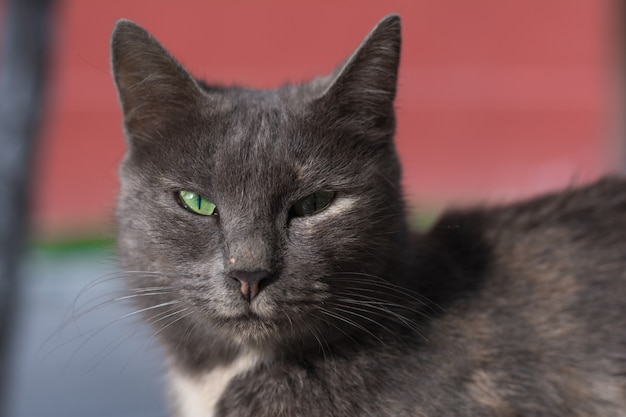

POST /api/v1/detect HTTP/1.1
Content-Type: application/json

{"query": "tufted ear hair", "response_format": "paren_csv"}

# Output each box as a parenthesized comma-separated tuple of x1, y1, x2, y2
(315, 15, 401, 138)
(111, 20, 205, 140)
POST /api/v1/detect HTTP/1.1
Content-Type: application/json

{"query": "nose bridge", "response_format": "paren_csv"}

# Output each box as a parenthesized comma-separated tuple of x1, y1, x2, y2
(224, 217, 275, 272)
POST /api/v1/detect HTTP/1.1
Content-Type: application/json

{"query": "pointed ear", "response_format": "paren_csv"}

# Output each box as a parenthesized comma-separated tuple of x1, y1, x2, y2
(316, 15, 401, 134)
(111, 20, 204, 139)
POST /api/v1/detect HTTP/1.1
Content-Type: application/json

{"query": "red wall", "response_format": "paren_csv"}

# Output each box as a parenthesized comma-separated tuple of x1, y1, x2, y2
(31, 0, 616, 234)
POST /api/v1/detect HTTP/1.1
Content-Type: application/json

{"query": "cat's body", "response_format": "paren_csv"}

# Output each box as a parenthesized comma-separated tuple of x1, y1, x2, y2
(165, 179, 626, 417)
(112, 15, 626, 417)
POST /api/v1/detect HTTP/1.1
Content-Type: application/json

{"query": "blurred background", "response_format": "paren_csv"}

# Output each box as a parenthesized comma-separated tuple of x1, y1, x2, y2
(0, 0, 620, 416)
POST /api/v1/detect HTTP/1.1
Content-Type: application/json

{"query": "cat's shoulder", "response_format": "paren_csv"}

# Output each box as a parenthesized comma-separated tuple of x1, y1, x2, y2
(490, 175, 626, 228)
(420, 175, 626, 285)
(434, 176, 626, 239)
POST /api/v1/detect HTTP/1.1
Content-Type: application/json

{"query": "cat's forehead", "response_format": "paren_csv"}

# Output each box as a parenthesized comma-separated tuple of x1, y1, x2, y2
(194, 86, 380, 193)
(210, 98, 294, 153)
(195, 97, 303, 195)
(204, 87, 318, 159)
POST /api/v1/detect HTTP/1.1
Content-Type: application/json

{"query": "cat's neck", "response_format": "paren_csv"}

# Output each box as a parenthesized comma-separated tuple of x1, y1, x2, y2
(410, 209, 491, 312)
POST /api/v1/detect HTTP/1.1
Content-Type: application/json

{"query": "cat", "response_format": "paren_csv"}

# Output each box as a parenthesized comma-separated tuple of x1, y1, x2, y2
(111, 14, 626, 417)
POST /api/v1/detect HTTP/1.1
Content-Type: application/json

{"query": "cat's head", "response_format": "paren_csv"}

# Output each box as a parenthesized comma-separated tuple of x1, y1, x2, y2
(112, 15, 410, 355)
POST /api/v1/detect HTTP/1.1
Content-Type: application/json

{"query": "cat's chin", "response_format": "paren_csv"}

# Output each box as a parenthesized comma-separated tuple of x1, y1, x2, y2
(215, 313, 287, 348)
(210, 302, 320, 351)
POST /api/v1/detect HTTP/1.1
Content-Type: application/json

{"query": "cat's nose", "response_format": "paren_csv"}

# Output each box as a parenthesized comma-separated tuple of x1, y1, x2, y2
(228, 270, 271, 303)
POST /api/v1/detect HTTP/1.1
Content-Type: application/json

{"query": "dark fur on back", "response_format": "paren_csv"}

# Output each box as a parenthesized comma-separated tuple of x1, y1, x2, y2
(112, 15, 626, 416)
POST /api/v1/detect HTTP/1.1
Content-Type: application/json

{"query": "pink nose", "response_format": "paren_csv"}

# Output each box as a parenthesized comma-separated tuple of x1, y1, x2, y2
(228, 270, 271, 302)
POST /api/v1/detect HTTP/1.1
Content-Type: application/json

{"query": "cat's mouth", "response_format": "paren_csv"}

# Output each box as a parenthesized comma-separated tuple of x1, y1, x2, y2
(216, 310, 287, 345)
(216, 301, 274, 325)
(230, 310, 263, 322)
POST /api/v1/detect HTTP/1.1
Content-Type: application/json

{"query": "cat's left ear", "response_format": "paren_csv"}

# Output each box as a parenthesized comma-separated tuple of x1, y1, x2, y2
(111, 20, 205, 140)
(315, 15, 401, 138)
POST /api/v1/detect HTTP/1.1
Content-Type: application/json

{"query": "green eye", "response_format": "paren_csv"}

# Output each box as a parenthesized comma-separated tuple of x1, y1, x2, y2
(291, 191, 335, 217)
(178, 191, 217, 216)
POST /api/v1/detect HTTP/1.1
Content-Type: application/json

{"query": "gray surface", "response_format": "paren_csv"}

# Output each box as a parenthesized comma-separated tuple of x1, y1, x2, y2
(5, 250, 168, 417)
(0, 0, 55, 412)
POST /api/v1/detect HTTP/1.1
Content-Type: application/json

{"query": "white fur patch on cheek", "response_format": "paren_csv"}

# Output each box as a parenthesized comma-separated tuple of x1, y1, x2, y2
(299, 196, 357, 229)
(169, 352, 260, 417)
(324, 196, 357, 217)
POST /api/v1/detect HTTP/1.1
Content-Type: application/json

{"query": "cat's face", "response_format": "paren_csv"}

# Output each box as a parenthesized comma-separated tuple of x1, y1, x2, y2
(113, 16, 408, 352)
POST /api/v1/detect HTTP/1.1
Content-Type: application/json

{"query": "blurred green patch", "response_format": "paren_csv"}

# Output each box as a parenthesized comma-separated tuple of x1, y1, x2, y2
(29, 233, 115, 256)
(411, 207, 442, 233)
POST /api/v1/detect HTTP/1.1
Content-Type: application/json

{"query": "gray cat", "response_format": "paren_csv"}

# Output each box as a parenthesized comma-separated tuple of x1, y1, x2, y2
(111, 15, 626, 417)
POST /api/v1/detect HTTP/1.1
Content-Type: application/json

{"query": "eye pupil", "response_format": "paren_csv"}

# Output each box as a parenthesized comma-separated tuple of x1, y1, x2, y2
(291, 191, 335, 217)
(178, 191, 217, 216)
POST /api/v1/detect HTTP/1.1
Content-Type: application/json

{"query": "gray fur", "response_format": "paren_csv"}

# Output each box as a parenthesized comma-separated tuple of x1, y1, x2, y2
(112, 15, 626, 416)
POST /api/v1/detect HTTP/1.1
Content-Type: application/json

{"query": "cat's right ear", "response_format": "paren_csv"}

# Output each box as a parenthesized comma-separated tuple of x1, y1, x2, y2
(111, 20, 204, 140)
